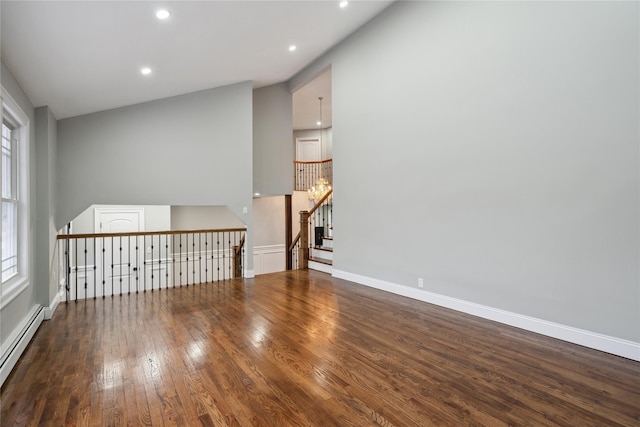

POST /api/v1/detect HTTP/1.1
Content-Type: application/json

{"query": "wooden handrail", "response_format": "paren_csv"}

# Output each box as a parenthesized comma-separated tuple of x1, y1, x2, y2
(234, 234, 246, 257)
(308, 189, 333, 216)
(58, 226, 247, 300)
(287, 189, 333, 270)
(288, 232, 301, 252)
(293, 159, 333, 165)
(57, 227, 247, 240)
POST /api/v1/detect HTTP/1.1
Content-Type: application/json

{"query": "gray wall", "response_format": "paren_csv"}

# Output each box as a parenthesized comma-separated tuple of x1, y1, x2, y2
(35, 106, 58, 307)
(57, 82, 254, 268)
(291, 1, 639, 342)
(0, 61, 38, 355)
(72, 204, 244, 232)
(72, 205, 171, 234)
(171, 206, 245, 231)
(253, 83, 293, 196)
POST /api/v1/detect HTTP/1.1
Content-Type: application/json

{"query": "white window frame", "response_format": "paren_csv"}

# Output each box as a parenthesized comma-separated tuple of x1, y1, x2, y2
(2, 117, 18, 282)
(1, 86, 30, 309)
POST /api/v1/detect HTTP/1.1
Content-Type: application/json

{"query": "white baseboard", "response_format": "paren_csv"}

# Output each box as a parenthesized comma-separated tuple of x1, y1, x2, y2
(332, 269, 640, 362)
(44, 290, 62, 320)
(0, 305, 44, 386)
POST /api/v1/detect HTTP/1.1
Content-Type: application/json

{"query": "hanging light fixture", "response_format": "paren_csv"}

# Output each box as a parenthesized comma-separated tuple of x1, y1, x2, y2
(308, 177, 331, 202)
(308, 96, 332, 202)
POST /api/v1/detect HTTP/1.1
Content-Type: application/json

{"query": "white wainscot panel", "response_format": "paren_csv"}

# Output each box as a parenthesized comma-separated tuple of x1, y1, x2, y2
(253, 245, 286, 276)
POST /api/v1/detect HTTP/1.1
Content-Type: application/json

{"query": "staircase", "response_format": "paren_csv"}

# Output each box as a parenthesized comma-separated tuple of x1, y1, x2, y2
(290, 158, 334, 274)
(288, 188, 333, 274)
(309, 235, 332, 273)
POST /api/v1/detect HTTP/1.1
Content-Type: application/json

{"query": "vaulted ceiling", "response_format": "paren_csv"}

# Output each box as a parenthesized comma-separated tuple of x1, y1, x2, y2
(1, 1, 393, 122)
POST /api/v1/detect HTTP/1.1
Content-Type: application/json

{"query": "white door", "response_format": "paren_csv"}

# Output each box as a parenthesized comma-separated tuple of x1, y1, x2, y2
(95, 209, 144, 297)
(296, 138, 321, 161)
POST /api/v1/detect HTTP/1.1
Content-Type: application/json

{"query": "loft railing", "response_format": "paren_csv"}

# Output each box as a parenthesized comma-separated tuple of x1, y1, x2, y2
(294, 159, 332, 191)
(288, 189, 332, 270)
(57, 227, 246, 302)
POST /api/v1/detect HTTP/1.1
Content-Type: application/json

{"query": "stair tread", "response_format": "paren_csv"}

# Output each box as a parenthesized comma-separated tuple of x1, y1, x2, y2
(313, 245, 333, 252)
(309, 257, 332, 266)
(323, 236, 333, 240)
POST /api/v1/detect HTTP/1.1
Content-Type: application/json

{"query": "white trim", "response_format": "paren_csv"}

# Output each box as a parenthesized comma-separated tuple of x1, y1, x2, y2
(44, 290, 61, 320)
(0, 305, 43, 386)
(0, 88, 29, 125)
(332, 269, 640, 362)
(74, 264, 96, 276)
(0, 304, 39, 360)
(244, 270, 255, 278)
(254, 244, 286, 252)
(1, 85, 31, 305)
(171, 249, 231, 263)
(145, 258, 172, 271)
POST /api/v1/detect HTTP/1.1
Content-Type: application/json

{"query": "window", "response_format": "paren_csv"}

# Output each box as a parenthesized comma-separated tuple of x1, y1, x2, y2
(1, 86, 30, 306)
(2, 119, 18, 282)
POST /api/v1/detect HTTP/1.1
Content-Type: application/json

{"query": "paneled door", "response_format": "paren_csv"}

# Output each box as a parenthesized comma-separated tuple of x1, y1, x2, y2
(94, 208, 144, 297)
(296, 137, 320, 161)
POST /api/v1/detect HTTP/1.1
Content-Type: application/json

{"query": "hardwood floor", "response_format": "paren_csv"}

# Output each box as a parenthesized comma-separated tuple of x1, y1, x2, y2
(1, 270, 639, 426)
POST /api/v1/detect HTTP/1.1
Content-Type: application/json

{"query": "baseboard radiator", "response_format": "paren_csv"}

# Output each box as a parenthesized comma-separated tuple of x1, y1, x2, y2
(0, 305, 44, 387)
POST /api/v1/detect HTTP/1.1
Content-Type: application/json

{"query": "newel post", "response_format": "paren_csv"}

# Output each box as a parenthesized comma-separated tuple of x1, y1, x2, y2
(232, 234, 245, 279)
(232, 247, 242, 278)
(299, 210, 310, 269)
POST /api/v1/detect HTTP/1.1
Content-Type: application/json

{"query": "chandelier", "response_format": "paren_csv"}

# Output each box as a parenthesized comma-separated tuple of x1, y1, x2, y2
(308, 96, 332, 202)
(308, 177, 332, 202)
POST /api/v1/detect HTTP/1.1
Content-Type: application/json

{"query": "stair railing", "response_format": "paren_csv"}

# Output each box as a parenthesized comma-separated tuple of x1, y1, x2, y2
(288, 189, 332, 270)
(294, 159, 332, 191)
(57, 227, 246, 302)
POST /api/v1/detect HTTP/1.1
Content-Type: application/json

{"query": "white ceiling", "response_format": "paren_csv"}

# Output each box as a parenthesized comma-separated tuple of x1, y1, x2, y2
(292, 67, 331, 130)
(1, 1, 393, 121)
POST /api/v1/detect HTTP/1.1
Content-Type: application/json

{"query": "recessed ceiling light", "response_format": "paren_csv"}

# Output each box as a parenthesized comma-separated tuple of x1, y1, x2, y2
(156, 9, 170, 20)
(254, 193, 261, 197)
(317, 121, 322, 126)
(289, 45, 297, 52)
(339, 1, 349, 8)
(140, 67, 152, 75)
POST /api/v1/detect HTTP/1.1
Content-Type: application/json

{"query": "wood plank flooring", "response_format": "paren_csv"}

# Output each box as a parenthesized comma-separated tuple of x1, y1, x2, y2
(1, 270, 639, 426)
